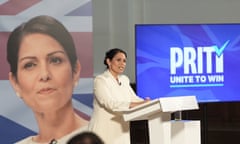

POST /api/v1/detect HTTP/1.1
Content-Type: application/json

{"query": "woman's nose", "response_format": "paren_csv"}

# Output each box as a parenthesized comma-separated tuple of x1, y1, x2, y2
(39, 64, 51, 81)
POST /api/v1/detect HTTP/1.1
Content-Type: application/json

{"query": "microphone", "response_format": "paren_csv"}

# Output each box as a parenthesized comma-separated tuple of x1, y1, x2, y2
(117, 79, 121, 86)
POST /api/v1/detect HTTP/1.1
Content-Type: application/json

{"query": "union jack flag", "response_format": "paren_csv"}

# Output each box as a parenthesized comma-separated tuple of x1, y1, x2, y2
(0, 0, 93, 143)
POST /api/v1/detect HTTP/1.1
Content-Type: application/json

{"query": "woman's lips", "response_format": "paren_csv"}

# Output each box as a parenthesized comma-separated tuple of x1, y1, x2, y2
(38, 87, 56, 94)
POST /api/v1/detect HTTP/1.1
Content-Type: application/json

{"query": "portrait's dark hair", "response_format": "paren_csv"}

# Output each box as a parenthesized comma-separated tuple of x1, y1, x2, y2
(104, 48, 127, 69)
(67, 132, 104, 144)
(7, 15, 77, 77)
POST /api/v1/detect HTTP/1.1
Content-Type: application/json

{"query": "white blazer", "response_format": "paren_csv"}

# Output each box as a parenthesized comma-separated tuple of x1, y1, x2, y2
(88, 70, 143, 144)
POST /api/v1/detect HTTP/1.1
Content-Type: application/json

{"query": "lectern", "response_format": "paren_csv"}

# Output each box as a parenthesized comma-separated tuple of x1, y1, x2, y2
(122, 96, 200, 144)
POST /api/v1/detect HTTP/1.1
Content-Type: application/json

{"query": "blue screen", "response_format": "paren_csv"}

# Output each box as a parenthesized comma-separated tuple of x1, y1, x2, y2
(136, 24, 240, 103)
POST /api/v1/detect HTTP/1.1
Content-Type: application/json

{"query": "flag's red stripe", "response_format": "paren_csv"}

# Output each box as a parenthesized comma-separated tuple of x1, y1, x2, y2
(72, 32, 93, 78)
(0, 0, 41, 15)
(74, 108, 90, 121)
(0, 32, 10, 80)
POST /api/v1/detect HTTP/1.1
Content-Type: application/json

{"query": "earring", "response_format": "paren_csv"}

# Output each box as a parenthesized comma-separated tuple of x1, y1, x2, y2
(16, 92, 22, 99)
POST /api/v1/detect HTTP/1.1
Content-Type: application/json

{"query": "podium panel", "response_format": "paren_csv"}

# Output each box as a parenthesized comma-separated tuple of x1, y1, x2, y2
(148, 112, 171, 144)
(171, 120, 201, 144)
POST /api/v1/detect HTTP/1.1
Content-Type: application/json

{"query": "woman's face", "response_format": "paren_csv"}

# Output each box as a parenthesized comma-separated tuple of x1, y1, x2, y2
(107, 52, 126, 77)
(9, 33, 80, 113)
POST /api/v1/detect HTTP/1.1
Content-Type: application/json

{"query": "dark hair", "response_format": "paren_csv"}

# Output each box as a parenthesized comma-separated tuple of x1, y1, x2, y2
(67, 132, 104, 144)
(104, 48, 127, 69)
(7, 15, 77, 77)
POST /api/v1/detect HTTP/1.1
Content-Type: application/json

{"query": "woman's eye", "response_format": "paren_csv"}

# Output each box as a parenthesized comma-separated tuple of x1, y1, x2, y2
(24, 62, 36, 69)
(117, 58, 126, 63)
(50, 57, 62, 64)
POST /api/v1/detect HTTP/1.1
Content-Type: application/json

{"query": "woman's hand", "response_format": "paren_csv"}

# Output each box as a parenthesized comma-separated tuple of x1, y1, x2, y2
(129, 97, 151, 108)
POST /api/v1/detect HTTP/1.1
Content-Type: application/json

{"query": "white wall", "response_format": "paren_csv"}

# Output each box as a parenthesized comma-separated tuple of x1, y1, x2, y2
(92, 0, 240, 82)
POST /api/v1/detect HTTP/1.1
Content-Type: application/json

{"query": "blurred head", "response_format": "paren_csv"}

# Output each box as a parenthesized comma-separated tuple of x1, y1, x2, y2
(6, 15, 81, 113)
(67, 132, 104, 144)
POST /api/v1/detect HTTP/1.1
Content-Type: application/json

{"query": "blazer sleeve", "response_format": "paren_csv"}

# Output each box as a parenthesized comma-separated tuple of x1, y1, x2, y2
(121, 75, 143, 102)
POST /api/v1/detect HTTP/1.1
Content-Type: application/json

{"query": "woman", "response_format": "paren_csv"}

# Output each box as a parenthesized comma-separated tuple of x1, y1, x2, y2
(7, 15, 88, 144)
(88, 48, 150, 144)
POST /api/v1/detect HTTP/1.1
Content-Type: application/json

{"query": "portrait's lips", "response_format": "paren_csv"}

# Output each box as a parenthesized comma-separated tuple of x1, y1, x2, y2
(38, 87, 56, 95)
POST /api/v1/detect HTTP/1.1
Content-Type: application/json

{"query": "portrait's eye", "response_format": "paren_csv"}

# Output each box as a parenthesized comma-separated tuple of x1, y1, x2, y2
(50, 57, 62, 64)
(23, 62, 36, 70)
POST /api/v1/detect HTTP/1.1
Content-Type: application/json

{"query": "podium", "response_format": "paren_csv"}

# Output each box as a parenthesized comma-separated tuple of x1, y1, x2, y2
(122, 96, 200, 144)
